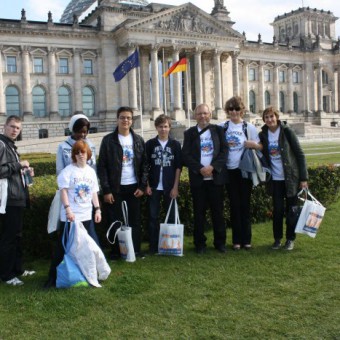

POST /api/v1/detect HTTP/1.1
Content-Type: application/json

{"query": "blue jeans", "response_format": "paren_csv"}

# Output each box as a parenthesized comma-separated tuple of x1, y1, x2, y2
(148, 190, 174, 253)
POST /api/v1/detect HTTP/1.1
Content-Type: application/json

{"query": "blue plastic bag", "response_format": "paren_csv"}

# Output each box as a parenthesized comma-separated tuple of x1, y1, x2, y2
(56, 222, 88, 288)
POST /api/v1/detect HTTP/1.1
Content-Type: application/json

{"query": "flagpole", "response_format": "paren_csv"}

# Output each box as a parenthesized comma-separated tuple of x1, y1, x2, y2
(137, 47, 143, 138)
(185, 58, 190, 128)
(162, 48, 167, 115)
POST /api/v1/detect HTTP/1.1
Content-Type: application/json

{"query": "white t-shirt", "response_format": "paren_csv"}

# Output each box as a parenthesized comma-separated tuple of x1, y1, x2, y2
(118, 133, 137, 185)
(268, 127, 284, 180)
(198, 127, 213, 180)
(58, 164, 99, 222)
(221, 121, 260, 169)
(156, 139, 168, 191)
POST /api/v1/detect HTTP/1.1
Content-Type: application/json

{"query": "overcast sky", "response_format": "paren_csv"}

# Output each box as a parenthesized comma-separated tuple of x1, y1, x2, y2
(0, 0, 339, 42)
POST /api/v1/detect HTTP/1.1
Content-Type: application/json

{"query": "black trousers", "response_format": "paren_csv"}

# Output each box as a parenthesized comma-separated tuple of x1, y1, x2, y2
(106, 184, 142, 255)
(227, 169, 252, 245)
(0, 206, 24, 281)
(47, 220, 91, 284)
(272, 180, 298, 241)
(191, 181, 226, 250)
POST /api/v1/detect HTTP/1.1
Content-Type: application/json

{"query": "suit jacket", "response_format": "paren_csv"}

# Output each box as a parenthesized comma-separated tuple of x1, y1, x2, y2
(182, 124, 228, 187)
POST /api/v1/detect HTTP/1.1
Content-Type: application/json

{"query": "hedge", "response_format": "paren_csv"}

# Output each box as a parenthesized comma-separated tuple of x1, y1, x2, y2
(21, 162, 340, 258)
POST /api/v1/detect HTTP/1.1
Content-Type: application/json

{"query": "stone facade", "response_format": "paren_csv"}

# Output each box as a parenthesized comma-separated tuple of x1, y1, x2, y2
(0, 0, 340, 140)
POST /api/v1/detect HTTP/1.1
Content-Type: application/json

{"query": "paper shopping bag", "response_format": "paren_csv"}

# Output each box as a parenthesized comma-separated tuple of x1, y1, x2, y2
(158, 199, 184, 256)
(295, 190, 326, 238)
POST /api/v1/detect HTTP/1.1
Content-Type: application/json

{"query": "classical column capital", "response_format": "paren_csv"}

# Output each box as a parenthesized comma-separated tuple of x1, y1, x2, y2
(151, 44, 160, 52)
(21, 45, 31, 54)
(232, 50, 240, 59)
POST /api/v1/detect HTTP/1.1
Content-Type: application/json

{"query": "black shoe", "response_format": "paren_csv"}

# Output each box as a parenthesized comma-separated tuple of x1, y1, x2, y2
(272, 240, 281, 250)
(195, 247, 206, 254)
(110, 253, 121, 261)
(216, 245, 227, 253)
(43, 278, 56, 289)
(135, 252, 146, 259)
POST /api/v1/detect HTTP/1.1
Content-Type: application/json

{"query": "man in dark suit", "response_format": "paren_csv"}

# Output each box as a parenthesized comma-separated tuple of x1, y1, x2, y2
(182, 104, 228, 254)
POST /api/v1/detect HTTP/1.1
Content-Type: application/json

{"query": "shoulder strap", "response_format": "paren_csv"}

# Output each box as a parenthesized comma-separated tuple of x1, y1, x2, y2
(65, 140, 73, 148)
(223, 121, 229, 132)
(243, 121, 248, 139)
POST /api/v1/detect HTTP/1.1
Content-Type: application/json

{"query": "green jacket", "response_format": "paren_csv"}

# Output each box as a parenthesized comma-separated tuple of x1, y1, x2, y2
(259, 122, 308, 197)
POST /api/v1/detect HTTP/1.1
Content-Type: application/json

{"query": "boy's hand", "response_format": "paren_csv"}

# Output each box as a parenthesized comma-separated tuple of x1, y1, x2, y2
(145, 186, 152, 196)
(170, 187, 178, 199)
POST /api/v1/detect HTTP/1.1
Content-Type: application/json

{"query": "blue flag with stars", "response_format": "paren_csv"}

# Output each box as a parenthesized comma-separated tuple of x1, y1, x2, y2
(113, 49, 140, 82)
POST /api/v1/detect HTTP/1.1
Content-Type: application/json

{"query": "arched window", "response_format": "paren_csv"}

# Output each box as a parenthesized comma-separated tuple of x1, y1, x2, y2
(82, 86, 95, 116)
(249, 90, 256, 113)
(32, 86, 46, 117)
(58, 86, 71, 117)
(265, 91, 271, 107)
(293, 92, 299, 113)
(279, 91, 285, 113)
(5, 86, 20, 115)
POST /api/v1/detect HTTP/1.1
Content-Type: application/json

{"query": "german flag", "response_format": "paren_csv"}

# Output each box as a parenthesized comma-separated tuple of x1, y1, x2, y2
(163, 58, 187, 77)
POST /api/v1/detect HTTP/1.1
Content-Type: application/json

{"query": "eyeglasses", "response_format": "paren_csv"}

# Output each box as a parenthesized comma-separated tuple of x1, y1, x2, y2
(196, 112, 210, 116)
(75, 150, 86, 155)
(228, 107, 241, 111)
(119, 116, 133, 121)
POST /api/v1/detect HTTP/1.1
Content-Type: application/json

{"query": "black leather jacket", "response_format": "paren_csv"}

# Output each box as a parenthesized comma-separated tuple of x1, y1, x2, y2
(0, 134, 28, 207)
(97, 128, 148, 195)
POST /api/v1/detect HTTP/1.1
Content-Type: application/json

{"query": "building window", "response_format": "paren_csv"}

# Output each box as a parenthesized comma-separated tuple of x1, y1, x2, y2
(7, 56, 17, 73)
(34, 57, 43, 73)
(293, 92, 298, 113)
(249, 90, 256, 113)
(83, 59, 93, 75)
(5, 86, 20, 115)
(265, 91, 271, 107)
(32, 86, 46, 117)
(264, 69, 271, 82)
(293, 71, 299, 83)
(59, 58, 69, 74)
(322, 70, 329, 85)
(58, 86, 71, 117)
(279, 70, 285, 83)
(279, 91, 285, 112)
(249, 68, 256, 81)
(82, 86, 95, 116)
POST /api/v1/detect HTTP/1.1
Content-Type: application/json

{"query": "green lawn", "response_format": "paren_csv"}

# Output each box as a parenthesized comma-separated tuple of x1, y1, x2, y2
(301, 141, 340, 166)
(1, 200, 339, 339)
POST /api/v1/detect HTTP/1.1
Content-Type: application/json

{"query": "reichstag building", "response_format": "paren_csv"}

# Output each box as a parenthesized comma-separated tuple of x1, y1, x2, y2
(0, 0, 339, 139)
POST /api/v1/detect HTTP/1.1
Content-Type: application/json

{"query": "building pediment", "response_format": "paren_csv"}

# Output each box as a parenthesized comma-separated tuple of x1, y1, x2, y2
(123, 3, 243, 39)
(31, 48, 48, 56)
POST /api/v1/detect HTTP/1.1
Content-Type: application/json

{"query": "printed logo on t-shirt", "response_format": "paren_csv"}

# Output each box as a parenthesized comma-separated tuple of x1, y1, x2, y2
(226, 131, 243, 152)
(74, 183, 91, 204)
(269, 141, 280, 159)
(152, 145, 174, 167)
(122, 145, 134, 165)
(201, 138, 213, 157)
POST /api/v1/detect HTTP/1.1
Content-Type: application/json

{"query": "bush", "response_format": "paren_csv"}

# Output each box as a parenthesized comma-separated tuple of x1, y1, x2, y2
(22, 163, 340, 258)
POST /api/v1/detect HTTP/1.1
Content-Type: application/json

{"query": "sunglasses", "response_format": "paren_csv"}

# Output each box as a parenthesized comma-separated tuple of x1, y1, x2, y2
(228, 107, 241, 111)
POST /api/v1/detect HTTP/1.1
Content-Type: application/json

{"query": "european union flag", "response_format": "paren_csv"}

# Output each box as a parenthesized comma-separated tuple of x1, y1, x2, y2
(113, 49, 140, 82)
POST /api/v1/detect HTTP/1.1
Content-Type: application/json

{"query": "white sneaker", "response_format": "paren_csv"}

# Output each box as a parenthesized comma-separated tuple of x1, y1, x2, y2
(21, 270, 36, 277)
(6, 277, 24, 286)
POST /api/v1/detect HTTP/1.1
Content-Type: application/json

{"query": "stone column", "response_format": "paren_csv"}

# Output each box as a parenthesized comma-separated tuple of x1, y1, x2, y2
(140, 47, 151, 114)
(232, 51, 240, 96)
(73, 48, 82, 114)
(316, 64, 323, 112)
(331, 68, 337, 113)
(150, 45, 162, 119)
(213, 50, 224, 119)
(48, 48, 58, 118)
(258, 61, 264, 113)
(127, 46, 138, 112)
(242, 59, 249, 111)
(22, 46, 33, 118)
(337, 66, 340, 113)
(194, 48, 203, 105)
(171, 47, 185, 121)
(273, 64, 279, 111)
(97, 49, 106, 119)
(0, 47, 5, 116)
(301, 66, 309, 114)
(287, 65, 294, 112)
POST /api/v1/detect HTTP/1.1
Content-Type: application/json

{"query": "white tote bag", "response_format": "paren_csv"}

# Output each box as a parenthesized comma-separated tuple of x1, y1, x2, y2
(158, 199, 184, 256)
(106, 201, 136, 262)
(47, 190, 61, 234)
(0, 179, 8, 214)
(295, 190, 326, 238)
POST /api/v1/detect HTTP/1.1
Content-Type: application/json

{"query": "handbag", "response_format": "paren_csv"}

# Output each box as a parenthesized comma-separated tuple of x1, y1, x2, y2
(47, 190, 61, 234)
(295, 189, 326, 238)
(106, 201, 136, 262)
(158, 199, 184, 256)
(56, 222, 89, 288)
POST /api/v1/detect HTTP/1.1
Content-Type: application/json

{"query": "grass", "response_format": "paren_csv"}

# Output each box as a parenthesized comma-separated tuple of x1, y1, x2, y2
(301, 141, 340, 166)
(0, 200, 339, 339)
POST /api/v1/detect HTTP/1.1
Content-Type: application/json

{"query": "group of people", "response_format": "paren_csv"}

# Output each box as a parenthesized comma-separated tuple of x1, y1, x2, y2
(0, 95, 308, 287)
